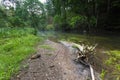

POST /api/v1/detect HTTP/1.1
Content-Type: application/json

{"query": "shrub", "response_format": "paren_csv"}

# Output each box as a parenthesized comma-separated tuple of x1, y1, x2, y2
(45, 24, 54, 31)
(69, 15, 87, 28)
(0, 27, 35, 38)
(8, 16, 27, 27)
(89, 16, 97, 27)
(53, 15, 62, 29)
(105, 50, 120, 79)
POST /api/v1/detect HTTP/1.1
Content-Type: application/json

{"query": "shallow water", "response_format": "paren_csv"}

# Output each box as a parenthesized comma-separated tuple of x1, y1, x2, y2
(38, 31, 120, 80)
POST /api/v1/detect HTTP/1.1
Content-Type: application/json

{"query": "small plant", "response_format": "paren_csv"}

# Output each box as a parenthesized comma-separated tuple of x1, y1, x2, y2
(45, 24, 54, 31)
(69, 15, 87, 28)
(105, 50, 120, 79)
(100, 69, 106, 80)
(53, 15, 62, 29)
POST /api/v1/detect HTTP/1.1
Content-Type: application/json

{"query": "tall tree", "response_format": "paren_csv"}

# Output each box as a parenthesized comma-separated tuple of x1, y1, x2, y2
(21, 0, 46, 29)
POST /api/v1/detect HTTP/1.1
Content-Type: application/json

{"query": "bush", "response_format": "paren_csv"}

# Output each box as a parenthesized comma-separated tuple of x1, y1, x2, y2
(69, 15, 87, 28)
(53, 15, 62, 29)
(0, 19, 11, 28)
(0, 27, 35, 38)
(89, 16, 97, 27)
(8, 16, 27, 27)
(105, 50, 120, 79)
(45, 24, 54, 31)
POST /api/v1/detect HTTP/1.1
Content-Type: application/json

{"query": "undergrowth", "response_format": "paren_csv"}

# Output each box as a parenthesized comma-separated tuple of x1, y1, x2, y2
(0, 28, 43, 80)
(105, 50, 120, 80)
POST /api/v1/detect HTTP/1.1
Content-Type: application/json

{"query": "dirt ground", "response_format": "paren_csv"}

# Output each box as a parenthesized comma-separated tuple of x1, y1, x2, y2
(11, 40, 101, 80)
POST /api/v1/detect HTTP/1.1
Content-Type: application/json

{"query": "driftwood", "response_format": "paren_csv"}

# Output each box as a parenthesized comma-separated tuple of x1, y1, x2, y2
(90, 64, 95, 80)
(72, 42, 97, 80)
(72, 42, 97, 62)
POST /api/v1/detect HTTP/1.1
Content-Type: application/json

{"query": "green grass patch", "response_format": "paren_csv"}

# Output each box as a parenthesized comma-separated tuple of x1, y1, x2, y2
(0, 27, 36, 38)
(105, 50, 120, 79)
(0, 28, 42, 80)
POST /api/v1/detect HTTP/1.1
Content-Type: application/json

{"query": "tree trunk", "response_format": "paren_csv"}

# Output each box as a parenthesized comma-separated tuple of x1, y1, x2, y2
(60, 0, 67, 30)
(93, 0, 99, 32)
(61, 0, 66, 24)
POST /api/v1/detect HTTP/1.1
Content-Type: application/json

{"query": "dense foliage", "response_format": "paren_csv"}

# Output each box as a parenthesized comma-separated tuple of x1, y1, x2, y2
(1, 0, 119, 32)
(45, 0, 120, 32)
(0, 0, 46, 30)
(0, 0, 120, 79)
(0, 0, 45, 79)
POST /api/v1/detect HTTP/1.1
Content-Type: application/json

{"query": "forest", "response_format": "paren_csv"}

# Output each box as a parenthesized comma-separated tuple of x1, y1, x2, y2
(0, 0, 120, 80)
(0, 0, 120, 32)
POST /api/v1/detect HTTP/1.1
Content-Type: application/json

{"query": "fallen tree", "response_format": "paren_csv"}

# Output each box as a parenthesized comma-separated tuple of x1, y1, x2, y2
(60, 41, 98, 80)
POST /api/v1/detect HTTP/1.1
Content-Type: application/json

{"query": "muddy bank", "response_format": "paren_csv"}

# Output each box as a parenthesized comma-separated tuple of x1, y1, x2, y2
(11, 40, 101, 80)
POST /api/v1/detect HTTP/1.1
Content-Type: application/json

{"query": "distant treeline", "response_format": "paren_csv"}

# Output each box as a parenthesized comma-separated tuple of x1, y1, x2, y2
(0, 0, 120, 33)
(0, 0, 46, 30)
(45, 0, 120, 33)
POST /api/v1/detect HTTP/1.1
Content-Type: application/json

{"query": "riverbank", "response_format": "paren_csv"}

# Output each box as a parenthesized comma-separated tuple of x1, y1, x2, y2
(0, 30, 119, 80)
(0, 28, 42, 80)
(39, 31, 120, 80)
(11, 40, 101, 80)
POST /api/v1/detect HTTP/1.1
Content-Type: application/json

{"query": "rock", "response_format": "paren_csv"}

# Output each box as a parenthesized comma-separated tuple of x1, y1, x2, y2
(49, 65, 55, 68)
(17, 75, 20, 78)
(31, 54, 41, 59)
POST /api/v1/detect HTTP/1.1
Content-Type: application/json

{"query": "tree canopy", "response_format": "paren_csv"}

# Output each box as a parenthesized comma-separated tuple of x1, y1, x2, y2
(45, 0, 120, 32)
(0, 0, 120, 32)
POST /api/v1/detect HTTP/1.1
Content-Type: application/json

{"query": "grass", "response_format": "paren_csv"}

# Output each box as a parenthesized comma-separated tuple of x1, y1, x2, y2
(105, 50, 120, 79)
(0, 28, 42, 80)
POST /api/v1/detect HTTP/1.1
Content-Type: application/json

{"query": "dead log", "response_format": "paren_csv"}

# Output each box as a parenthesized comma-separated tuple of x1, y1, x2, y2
(60, 41, 100, 80)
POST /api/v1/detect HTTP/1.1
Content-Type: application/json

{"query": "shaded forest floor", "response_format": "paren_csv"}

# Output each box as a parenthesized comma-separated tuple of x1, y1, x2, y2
(11, 40, 101, 80)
